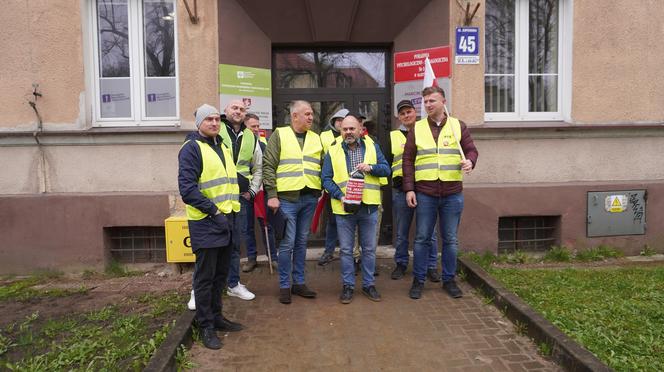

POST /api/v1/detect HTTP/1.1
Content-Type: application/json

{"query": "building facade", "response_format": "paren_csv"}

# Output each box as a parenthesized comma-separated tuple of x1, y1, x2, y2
(1, 0, 663, 273)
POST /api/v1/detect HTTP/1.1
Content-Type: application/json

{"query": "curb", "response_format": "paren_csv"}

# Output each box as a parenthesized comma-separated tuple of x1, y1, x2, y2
(458, 257, 612, 372)
(144, 310, 195, 372)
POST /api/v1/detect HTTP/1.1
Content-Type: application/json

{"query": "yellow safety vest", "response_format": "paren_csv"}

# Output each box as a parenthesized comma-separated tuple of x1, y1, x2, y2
(185, 140, 241, 220)
(390, 130, 406, 180)
(413, 117, 463, 182)
(329, 139, 382, 215)
(275, 127, 322, 191)
(364, 135, 388, 186)
(259, 136, 267, 145)
(219, 126, 256, 180)
(320, 129, 341, 154)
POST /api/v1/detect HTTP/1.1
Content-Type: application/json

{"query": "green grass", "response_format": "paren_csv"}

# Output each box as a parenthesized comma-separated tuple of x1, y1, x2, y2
(575, 245, 623, 262)
(0, 276, 88, 302)
(543, 245, 572, 262)
(489, 266, 664, 371)
(0, 291, 189, 371)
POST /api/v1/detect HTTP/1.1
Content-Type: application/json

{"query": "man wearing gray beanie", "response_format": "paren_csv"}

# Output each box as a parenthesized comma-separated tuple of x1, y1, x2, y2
(178, 103, 244, 350)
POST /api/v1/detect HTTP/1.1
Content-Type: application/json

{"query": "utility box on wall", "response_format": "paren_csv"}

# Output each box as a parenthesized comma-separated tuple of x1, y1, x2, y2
(165, 216, 195, 263)
(587, 190, 646, 237)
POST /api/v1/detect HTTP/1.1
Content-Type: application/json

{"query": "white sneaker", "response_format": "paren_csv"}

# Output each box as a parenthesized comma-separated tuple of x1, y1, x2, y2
(187, 289, 196, 311)
(227, 282, 255, 300)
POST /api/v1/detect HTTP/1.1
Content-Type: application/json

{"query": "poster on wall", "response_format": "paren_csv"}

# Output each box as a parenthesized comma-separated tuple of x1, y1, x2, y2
(219, 64, 272, 129)
(393, 46, 451, 117)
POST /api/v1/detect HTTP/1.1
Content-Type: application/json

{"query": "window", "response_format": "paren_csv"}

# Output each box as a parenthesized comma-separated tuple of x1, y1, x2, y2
(107, 227, 166, 263)
(485, 0, 569, 121)
(90, 0, 179, 126)
(498, 216, 560, 253)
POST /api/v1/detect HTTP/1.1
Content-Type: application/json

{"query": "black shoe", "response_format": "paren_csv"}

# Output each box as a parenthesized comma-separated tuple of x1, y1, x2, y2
(279, 288, 291, 304)
(362, 285, 382, 302)
(427, 268, 441, 282)
(443, 280, 463, 298)
(317, 251, 334, 266)
(409, 279, 424, 299)
(214, 316, 244, 332)
(291, 284, 317, 298)
(241, 259, 257, 273)
(391, 264, 407, 280)
(201, 327, 222, 350)
(340, 285, 354, 304)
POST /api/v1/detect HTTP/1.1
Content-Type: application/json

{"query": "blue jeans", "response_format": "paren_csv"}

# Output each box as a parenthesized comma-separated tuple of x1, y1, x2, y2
(323, 198, 338, 255)
(278, 194, 317, 288)
(245, 196, 278, 262)
(228, 197, 252, 288)
(336, 206, 378, 288)
(393, 189, 438, 268)
(413, 192, 464, 283)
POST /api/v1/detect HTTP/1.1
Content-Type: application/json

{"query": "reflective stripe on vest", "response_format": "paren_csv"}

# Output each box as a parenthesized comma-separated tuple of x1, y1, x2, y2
(219, 126, 256, 180)
(413, 117, 463, 182)
(320, 129, 341, 154)
(364, 135, 388, 186)
(329, 140, 381, 215)
(275, 127, 322, 191)
(390, 130, 406, 179)
(186, 140, 241, 220)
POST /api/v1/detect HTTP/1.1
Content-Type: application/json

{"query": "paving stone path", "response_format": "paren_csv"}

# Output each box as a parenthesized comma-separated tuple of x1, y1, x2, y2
(189, 259, 560, 371)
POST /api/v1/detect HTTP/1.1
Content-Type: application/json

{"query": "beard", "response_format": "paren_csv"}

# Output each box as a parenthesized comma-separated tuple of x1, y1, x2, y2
(344, 135, 358, 144)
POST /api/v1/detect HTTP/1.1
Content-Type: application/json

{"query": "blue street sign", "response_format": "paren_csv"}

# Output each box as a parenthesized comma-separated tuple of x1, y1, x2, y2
(455, 27, 479, 64)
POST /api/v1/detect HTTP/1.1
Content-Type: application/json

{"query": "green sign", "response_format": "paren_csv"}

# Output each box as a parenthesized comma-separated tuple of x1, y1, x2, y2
(219, 64, 271, 97)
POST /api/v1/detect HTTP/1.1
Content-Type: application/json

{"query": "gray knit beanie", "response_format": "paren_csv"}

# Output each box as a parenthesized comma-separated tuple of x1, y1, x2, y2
(194, 104, 220, 128)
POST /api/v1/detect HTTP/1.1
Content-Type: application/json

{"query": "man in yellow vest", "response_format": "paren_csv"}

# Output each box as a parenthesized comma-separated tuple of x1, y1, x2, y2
(178, 104, 244, 350)
(318, 108, 348, 266)
(390, 100, 440, 282)
(242, 113, 277, 270)
(322, 114, 390, 304)
(263, 100, 322, 304)
(219, 100, 261, 301)
(402, 86, 479, 300)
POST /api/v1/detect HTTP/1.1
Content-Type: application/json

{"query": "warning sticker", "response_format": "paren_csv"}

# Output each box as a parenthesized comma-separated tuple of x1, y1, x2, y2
(605, 195, 627, 213)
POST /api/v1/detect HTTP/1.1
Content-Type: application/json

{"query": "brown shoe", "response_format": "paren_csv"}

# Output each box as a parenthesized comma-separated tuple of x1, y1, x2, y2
(279, 288, 291, 304)
(241, 259, 257, 273)
(291, 284, 317, 298)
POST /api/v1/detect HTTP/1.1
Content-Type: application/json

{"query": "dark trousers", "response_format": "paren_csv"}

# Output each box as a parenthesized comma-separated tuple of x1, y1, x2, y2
(193, 244, 232, 329)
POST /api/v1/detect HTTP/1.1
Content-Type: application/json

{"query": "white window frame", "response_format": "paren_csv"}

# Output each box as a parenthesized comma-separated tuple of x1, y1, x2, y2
(87, 0, 180, 127)
(485, 0, 572, 122)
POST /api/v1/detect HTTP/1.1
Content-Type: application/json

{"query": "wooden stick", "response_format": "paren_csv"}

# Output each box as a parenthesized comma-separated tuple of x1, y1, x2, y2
(264, 225, 273, 274)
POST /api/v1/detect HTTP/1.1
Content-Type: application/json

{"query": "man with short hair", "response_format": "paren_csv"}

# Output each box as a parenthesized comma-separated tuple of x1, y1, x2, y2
(402, 86, 479, 300)
(390, 100, 440, 282)
(241, 113, 277, 271)
(318, 108, 349, 266)
(219, 99, 262, 301)
(263, 100, 322, 304)
(178, 104, 244, 350)
(322, 114, 390, 304)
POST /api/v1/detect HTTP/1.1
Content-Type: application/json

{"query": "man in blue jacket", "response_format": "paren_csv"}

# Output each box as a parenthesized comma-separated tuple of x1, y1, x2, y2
(178, 104, 244, 350)
(321, 114, 391, 304)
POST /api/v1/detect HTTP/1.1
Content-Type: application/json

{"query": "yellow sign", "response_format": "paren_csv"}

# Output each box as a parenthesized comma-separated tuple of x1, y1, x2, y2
(164, 216, 195, 263)
(605, 195, 627, 213)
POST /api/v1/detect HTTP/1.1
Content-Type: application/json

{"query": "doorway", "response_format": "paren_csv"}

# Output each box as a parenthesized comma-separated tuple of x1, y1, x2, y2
(272, 48, 393, 245)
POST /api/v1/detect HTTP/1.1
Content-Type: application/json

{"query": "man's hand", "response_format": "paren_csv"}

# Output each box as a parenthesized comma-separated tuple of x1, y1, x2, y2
(406, 191, 417, 208)
(461, 159, 474, 174)
(267, 197, 280, 212)
(356, 163, 372, 173)
(241, 191, 252, 201)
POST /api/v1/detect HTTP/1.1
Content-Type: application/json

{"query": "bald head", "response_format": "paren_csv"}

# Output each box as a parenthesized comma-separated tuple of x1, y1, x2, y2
(224, 99, 247, 126)
(341, 115, 362, 145)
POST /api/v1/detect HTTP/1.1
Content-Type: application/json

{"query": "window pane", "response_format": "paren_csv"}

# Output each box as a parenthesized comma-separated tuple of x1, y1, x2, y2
(529, 0, 558, 74)
(485, 0, 514, 75)
(274, 52, 385, 88)
(143, 0, 176, 77)
(97, 0, 130, 78)
(529, 75, 557, 112)
(145, 78, 177, 117)
(100, 78, 132, 118)
(485, 76, 514, 113)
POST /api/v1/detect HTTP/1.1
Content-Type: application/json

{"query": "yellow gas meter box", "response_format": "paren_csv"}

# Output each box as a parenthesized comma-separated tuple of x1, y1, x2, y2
(165, 216, 195, 263)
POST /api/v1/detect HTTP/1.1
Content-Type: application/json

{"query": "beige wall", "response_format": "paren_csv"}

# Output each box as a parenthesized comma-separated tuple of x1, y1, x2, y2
(0, 0, 85, 130)
(572, 0, 664, 123)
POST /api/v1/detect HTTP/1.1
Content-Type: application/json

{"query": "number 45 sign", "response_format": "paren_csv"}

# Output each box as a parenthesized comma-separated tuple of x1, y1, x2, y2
(455, 27, 479, 65)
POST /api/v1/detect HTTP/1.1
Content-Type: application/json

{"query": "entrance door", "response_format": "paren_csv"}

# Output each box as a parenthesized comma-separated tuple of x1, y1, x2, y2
(272, 49, 393, 245)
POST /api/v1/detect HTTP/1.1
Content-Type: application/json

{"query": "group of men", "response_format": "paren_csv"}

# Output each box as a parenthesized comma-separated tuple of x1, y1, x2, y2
(178, 86, 478, 349)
